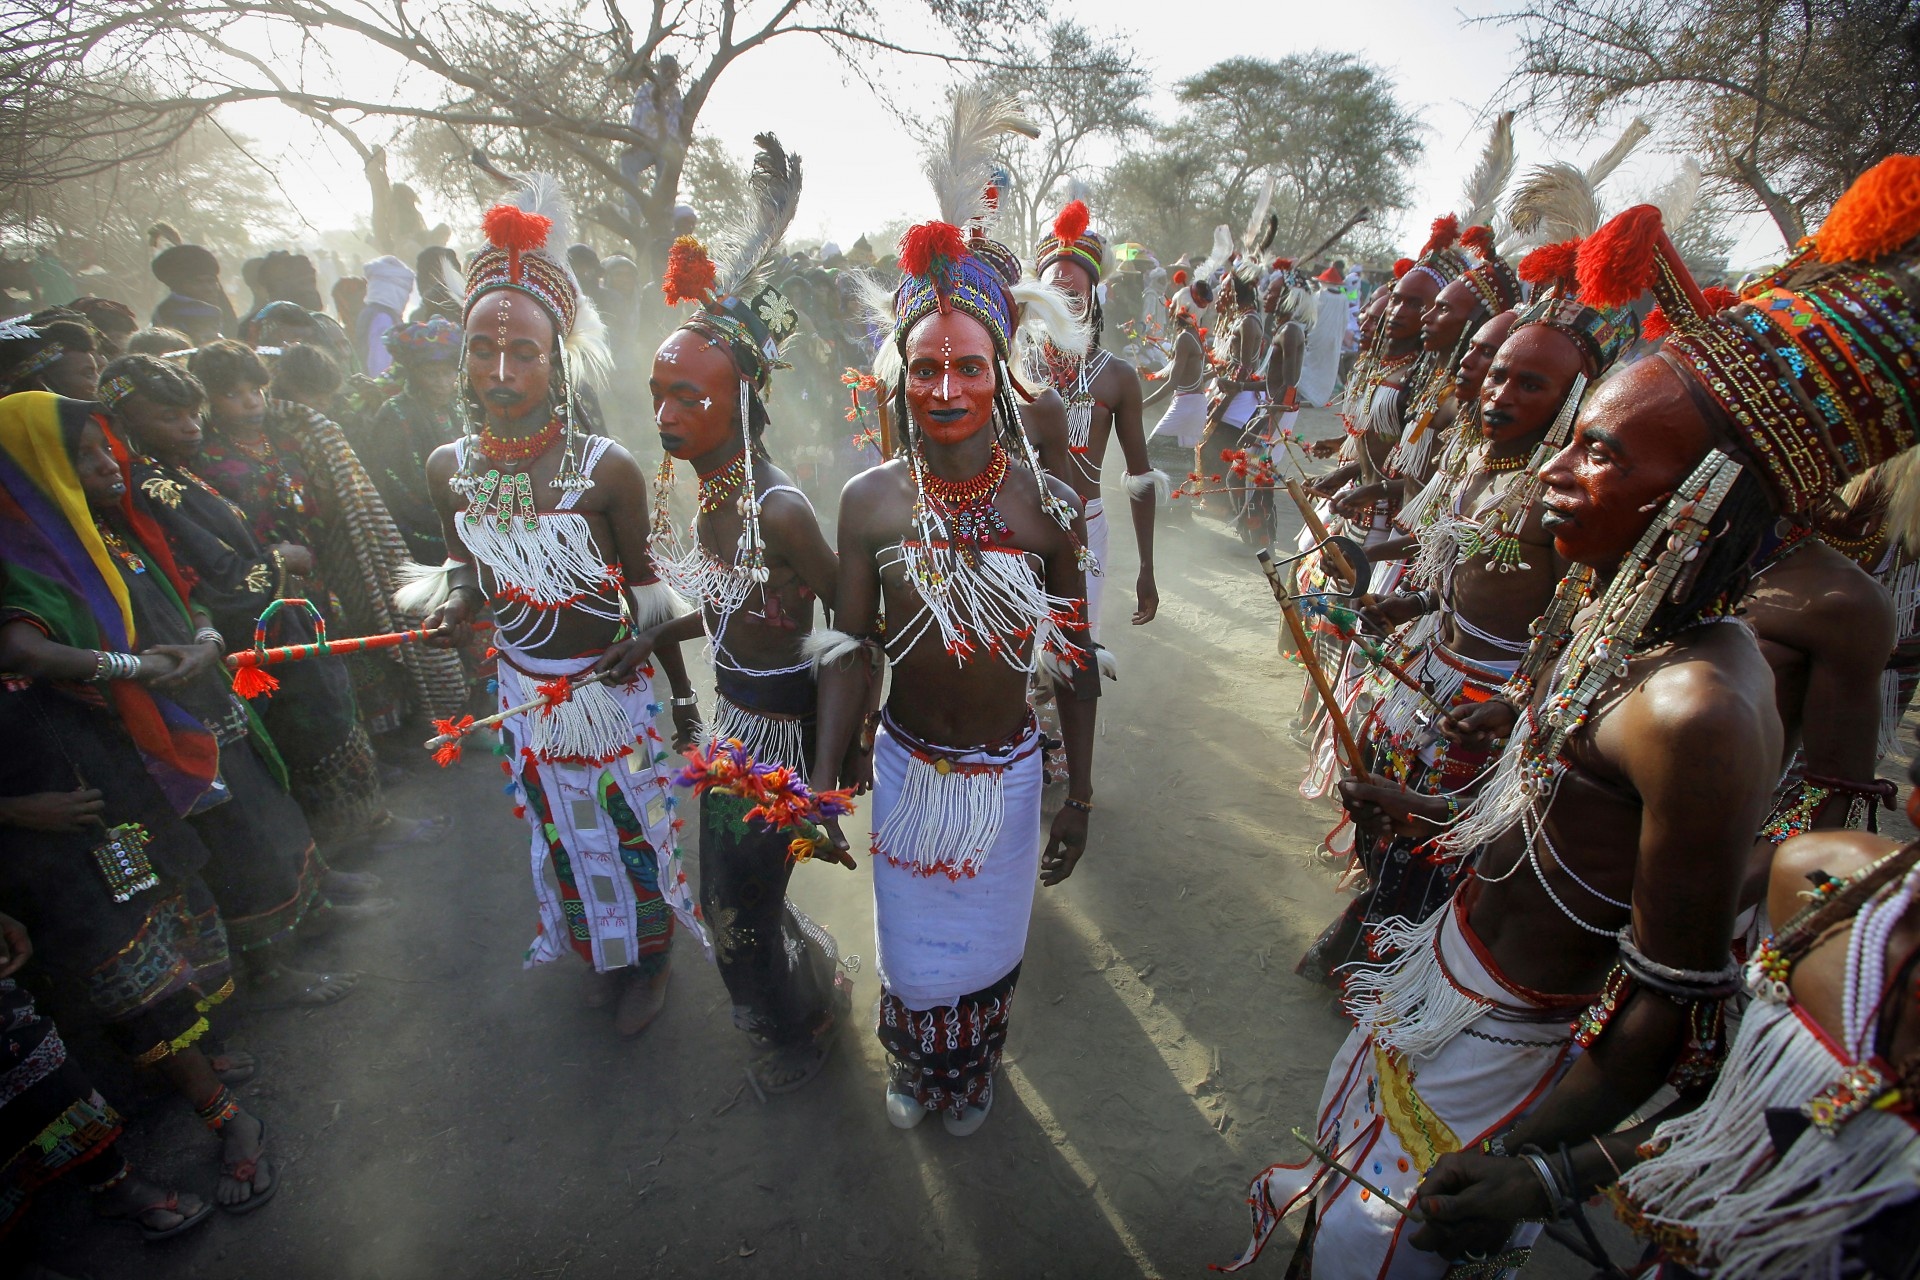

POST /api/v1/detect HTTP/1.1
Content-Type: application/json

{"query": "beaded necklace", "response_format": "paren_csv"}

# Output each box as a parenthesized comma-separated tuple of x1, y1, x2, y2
(921, 441, 1012, 557)
(698, 450, 748, 515)
(1438, 448, 1744, 858)
(478, 418, 561, 465)
(95, 519, 146, 574)
(462, 468, 539, 534)
(225, 428, 306, 516)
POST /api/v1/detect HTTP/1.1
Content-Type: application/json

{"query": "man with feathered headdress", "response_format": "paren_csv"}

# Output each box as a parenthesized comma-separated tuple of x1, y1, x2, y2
(1225, 156, 1920, 1280)
(413, 174, 705, 1035)
(637, 134, 855, 1095)
(1031, 196, 1165, 631)
(805, 133, 1099, 1135)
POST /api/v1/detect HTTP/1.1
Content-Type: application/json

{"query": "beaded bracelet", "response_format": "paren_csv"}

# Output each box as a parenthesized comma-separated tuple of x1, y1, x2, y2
(1063, 797, 1093, 814)
(670, 695, 700, 709)
(92, 650, 140, 682)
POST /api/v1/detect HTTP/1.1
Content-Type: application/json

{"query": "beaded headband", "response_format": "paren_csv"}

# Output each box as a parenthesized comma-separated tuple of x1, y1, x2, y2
(98, 374, 137, 409)
(1514, 237, 1631, 376)
(463, 203, 579, 337)
(893, 221, 1018, 356)
(1035, 199, 1106, 286)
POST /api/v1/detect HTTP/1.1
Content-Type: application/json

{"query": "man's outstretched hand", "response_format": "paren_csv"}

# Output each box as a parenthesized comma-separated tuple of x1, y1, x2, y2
(1041, 804, 1089, 885)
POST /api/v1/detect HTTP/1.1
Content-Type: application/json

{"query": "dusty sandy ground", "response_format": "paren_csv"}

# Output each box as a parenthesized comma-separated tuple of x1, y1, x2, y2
(17, 404, 1915, 1279)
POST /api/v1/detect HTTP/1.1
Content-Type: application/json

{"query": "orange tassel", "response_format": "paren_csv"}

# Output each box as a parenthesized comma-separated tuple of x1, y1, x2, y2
(1518, 238, 1581, 289)
(481, 204, 553, 254)
(1816, 154, 1920, 264)
(231, 663, 279, 700)
(661, 236, 718, 305)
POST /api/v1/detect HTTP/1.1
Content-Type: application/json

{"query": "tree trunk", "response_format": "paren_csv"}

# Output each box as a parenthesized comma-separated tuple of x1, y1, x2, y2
(1732, 156, 1806, 248)
(365, 146, 396, 256)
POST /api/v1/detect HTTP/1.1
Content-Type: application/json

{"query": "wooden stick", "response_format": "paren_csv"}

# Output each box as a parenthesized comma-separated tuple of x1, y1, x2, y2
(1291, 1127, 1420, 1221)
(1283, 478, 1359, 588)
(422, 669, 614, 751)
(1259, 551, 1364, 775)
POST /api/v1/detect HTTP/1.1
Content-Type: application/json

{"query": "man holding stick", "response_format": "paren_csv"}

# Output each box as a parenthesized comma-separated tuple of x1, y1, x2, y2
(410, 175, 703, 1034)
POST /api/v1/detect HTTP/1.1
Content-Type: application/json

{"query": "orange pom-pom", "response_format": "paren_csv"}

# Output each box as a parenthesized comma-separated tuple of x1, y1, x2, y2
(1817, 154, 1920, 264)
(1577, 205, 1666, 310)
(231, 663, 279, 700)
(1518, 238, 1582, 287)
(1392, 258, 1414, 279)
(1461, 224, 1496, 259)
(1701, 285, 1739, 312)
(1052, 199, 1091, 245)
(1421, 214, 1459, 258)
(898, 221, 967, 280)
(1272, 257, 1293, 271)
(661, 236, 717, 305)
(1641, 306, 1673, 342)
(1172, 269, 1188, 285)
(481, 204, 553, 254)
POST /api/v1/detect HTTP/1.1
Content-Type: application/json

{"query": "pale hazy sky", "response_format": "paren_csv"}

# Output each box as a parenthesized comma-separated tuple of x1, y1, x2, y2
(224, 0, 1789, 269)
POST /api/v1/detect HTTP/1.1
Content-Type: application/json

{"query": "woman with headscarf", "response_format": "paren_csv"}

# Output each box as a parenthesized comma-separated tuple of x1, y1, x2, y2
(186, 339, 468, 734)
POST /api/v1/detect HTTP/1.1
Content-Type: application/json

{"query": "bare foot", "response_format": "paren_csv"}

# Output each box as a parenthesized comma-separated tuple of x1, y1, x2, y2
(95, 1171, 214, 1240)
(248, 966, 359, 1008)
(214, 1109, 276, 1211)
(614, 964, 670, 1036)
(208, 1048, 257, 1085)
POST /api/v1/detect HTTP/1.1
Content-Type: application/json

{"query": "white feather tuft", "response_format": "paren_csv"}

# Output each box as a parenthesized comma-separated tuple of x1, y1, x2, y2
(1653, 158, 1703, 232)
(629, 579, 692, 634)
(1124, 469, 1171, 504)
(1038, 646, 1079, 690)
(1241, 174, 1276, 258)
(1010, 276, 1091, 367)
(929, 86, 1038, 229)
(1507, 162, 1604, 242)
(564, 291, 616, 398)
(1585, 118, 1651, 189)
(393, 559, 456, 617)
(1095, 646, 1118, 681)
(1461, 111, 1517, 228)
(709, 133, 804, 302)
(1202, 225, 1235, 282)
(803, 627, 881, 671)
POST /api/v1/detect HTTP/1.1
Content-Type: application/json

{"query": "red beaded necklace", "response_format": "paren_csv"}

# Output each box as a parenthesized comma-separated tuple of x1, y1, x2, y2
(698, 450, 748, 514)
(479, 418, 561, 464)
(922, 441, 1012, 551)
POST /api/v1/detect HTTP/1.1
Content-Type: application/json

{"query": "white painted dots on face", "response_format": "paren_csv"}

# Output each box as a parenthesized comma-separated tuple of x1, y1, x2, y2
(941, 336, 954, 400)
(494, 295, 512, 381)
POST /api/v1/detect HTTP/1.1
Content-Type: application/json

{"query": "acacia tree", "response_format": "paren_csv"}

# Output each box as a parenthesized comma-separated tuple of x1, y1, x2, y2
(1174, 54, 1423, 256)
(982, 20, 1150, 253)
(2, 0, 1046, 272)
(1098, 52, 1423, 264)
(1495, 0, 1920, 245)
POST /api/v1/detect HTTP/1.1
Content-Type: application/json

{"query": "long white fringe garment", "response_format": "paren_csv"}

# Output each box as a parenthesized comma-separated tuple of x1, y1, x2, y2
(700, 693, 808, 775)
(869, 716, 1044, 1009)
(1221, 892, 1582, 1277)
(1618, 995, 1920, 1279)
(880, 541, 1084, 674)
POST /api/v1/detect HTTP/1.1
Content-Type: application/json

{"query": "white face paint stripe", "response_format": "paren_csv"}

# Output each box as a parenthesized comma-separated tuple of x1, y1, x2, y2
(497, 350, 507, 381)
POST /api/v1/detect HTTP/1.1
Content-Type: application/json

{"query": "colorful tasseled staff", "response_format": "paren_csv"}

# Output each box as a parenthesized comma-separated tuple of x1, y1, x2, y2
(224, 598, 467, 699)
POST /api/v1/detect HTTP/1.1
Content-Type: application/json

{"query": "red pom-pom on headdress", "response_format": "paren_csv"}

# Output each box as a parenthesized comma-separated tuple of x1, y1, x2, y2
(1272, 257, 1293, 271)
(1816, 154, 1920, 264)
(1518, 238, 1582, 288)
(662, 235, 717, 305)
(1576, 204, 1666, 309)
(898, 221, 967, 281)
(1172, 269, 1189, 285)
(1052, 199, 1091, 245)
(1421, 214, 1460, 258)
(1461, 224, 1496, 260)
(1392, 258, 1414, 279)
(482, 205, 553, 255)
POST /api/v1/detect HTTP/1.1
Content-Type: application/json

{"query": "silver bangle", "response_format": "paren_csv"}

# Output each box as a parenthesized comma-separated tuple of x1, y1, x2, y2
(1521, 1152, 1566, 1220)
(670, 695, 700, 709)
(194, 627, 224, 648)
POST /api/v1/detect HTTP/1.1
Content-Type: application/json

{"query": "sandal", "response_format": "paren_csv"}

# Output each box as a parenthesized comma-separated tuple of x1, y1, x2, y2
(102, 1189, 214, 1242)
(747, 972, 854, 1097)
(219, 1119, 278, 1214)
